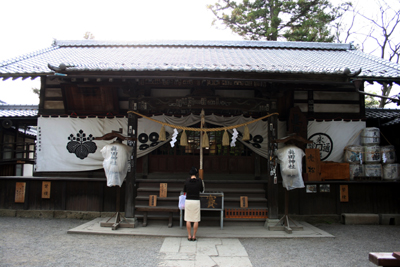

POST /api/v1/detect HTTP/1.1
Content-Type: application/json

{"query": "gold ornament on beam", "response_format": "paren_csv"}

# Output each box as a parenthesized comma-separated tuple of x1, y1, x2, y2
(202, 131, 209, 148)
(222, 130, 230, 146)
(243, 125, 250, 141)
(180, 130, 188, 146)
(159, 125, 166, 141)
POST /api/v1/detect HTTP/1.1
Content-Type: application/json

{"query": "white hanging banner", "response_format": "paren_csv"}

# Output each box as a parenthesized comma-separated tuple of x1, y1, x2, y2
(307, 120, 366, 162)
(36, 114, 269, 172)
(36, 116, 176, 172)
(36, 117, 128, 172)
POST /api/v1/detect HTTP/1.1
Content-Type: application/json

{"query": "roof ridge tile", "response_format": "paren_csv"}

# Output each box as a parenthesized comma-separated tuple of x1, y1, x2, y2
(54, 39, 351, 51)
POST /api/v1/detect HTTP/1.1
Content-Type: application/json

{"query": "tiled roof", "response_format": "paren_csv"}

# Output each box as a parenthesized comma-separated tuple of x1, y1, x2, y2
(0, 104, 38, 117)
(0, 40, 400, 81)
(382, 117, 400, 126)
(365, 108, 400, 126)
(365, 108, 400, 120)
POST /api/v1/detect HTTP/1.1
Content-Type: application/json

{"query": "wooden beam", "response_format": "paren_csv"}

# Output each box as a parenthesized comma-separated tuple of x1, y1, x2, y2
(48, 73, 354, 85)
(125, 106, 138, 218)
(38, 76, 46, 114)
(268, 116, 279, 219)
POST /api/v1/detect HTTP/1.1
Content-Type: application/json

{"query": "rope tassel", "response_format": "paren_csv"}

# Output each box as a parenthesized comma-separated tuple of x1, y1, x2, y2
(202, 131, 209, 148)
(222, 130, 230, 146)
(243, 125, 250, 141)
(159, 125, 166, 141)
(180, 130, 188, 146)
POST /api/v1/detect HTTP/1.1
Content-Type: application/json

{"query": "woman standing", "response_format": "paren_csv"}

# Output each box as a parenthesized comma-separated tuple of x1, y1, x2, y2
(183, 167, 204, 241)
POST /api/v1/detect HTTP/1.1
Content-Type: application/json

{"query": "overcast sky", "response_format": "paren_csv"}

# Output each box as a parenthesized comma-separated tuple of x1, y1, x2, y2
(0, 0, 244, 104)
(0, 0, 398, 108)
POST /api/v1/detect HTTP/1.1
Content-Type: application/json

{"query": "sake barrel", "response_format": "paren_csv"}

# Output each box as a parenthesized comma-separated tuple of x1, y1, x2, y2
(361, 127, 380, 145)
(364, 145, 381, 163)
(344, 145, 363, 164)
(382, 163, 400, 180)
(381, 145, 396, 164)
(364, 164, 382, 177)
(349, 164, 364, 180)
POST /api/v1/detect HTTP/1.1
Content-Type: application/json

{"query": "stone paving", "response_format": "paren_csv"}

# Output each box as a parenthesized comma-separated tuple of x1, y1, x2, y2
(67, 217, 334, 238)
(158, 237, 252, 267)
(65, 217, 333, 266)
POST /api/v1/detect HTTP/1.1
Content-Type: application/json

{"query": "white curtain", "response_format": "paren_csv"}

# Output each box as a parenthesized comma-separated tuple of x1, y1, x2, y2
(36, 114, 269, 172)
(307, 120, 366, 162)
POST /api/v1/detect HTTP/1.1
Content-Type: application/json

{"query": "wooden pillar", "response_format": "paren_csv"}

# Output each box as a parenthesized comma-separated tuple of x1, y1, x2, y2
(0, 123, 4, 160)
(359, 81, 365, 117)
(199, 109, 205, 180)
(142, 154, 149, 178)
(254, 154, 261, 179)
(267, 116, 279, 219)
(38, 76, 46, 114)
(125, 103, 138, 218)
(13, 121, 20, 176)
(23, 180, 30, 210)
(13, 121, 19, 160)
(61, 181, 67, 210)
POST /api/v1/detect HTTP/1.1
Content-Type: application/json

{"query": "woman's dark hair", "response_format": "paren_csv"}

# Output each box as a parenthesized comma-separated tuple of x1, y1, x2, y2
(189, 166, 198, 176)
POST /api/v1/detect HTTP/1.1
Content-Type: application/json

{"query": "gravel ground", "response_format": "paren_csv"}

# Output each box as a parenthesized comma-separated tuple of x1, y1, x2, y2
(0, 217, 163, 267)
(241, 223, 400, 267)
(0, 217, 399, 267)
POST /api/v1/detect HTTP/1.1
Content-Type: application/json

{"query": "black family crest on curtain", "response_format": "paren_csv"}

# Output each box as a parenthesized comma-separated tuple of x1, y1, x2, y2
(67, 130, 97, 159)
(238, 131, 264, 149)
(138, 132, 169, 151)
(307, 133, 333, 161)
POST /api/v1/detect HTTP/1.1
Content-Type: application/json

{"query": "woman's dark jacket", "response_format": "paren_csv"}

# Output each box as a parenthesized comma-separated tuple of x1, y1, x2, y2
(183, 178, 204, 200)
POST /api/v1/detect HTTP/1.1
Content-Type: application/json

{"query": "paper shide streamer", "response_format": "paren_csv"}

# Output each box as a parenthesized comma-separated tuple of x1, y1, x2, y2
(231, 128, 238, 147)
(170, 128, 178, 147)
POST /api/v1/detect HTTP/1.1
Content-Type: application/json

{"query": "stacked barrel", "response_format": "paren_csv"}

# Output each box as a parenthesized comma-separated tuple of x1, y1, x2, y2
(381, 145, 398, 180)
(344, 145, 364, 180)
(344, 127, 399, 180)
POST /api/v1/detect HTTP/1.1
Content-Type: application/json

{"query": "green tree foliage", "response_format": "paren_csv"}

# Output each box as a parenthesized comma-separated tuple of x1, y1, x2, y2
(365, 93, 380, 108)
(208, 0, 350, 42)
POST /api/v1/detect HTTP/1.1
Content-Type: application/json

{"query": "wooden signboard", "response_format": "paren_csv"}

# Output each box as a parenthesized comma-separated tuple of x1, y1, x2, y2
(42, 181, 51, 199)
(306, 148, 321, 181)
(340, 185, 349, 202)
(240, 196, 248, 208)
(200, 193, 223, 209)
(136, 96, 272, 113)
(149, 195, 157, 206)
(159, 183, 167, 198)
(15, 182, 26, 203)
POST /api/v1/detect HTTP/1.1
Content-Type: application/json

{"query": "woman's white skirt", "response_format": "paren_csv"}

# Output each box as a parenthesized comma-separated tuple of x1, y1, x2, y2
(184, 199, 201, 222)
